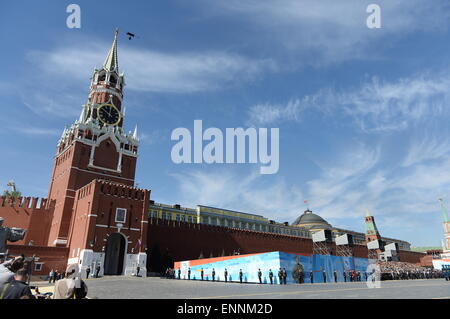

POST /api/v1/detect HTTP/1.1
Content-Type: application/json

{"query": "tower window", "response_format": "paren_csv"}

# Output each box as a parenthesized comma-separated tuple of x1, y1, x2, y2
(98, 73, 106, 82)
(115, 208, 127, 223)
(110, 75, 117, 85)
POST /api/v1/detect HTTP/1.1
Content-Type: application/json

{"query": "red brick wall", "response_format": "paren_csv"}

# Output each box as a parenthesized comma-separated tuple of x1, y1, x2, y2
(47, 138, 137, 246)
(146, 219, 422, 270)
(0, 196, 54, 246)
(67, 179, 150, 258)
(7, 244, 69, 276)
(147, 219, 372, 268)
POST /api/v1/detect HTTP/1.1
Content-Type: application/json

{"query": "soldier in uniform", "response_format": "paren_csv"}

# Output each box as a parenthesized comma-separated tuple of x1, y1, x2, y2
(333, 270, 337, 283)
(201, 268, 204, 281)
(310, 271, 314, 284)
(258, 269, 262, 284)
(269, 269, 274, 284)
(282, 268, 287, 284)
(224, 268, 228, 283)
(178, 268, 181, 279)
(322, 270, 327, 283)
(278, 268, 283, 285)
(239, 269, 243, 284)
(343, 271, 347, 282)
(188, 268, 191, 280)
(212, 268, 216, 281)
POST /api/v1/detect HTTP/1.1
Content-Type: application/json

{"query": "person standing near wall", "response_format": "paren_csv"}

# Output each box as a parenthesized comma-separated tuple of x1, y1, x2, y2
(48, 269, 54, 284)
(86, 267, 90, 279)
(52, 270, 58, 283)
(258, 269, 262, 284)
(269, 269, 273, 284)
(95, 264, 101, 278)
(278, 268, 282, 285)
(224, 269, 228, 283)
(239, 269, 243, 284)
(282, 268, 287, 284)
(212, 268, 215, 282)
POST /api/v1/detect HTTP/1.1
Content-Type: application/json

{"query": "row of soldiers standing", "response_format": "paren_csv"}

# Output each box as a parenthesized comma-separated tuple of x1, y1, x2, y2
(168, 267, 369, 284)
(168, 267, 290, 284)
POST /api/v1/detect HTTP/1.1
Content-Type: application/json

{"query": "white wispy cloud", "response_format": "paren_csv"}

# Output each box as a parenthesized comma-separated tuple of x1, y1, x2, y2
(247, 72, 450, 132)
(205, 0, 450, 67)
(169, 168, 305, 222)
(402, 133, 450, 167)
(306, 144, 381, 217)
(18, 127, 60, 137)
(28, 43, 277, 94)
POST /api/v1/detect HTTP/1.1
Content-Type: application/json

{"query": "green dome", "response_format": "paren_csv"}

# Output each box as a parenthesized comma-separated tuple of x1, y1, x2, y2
(292, 210, 331, 229)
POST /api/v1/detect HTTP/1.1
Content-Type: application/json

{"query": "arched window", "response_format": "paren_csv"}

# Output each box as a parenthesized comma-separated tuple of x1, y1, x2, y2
(109, 74, 117, 85)
(98, 72, 106, 82)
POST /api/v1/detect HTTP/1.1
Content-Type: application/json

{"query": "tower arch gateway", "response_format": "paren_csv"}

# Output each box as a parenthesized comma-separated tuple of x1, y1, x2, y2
(104, 232, 127, 275)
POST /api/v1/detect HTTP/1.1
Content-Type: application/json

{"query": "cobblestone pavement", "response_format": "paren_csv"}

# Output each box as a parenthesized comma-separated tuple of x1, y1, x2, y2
(32, 277, 450, 299)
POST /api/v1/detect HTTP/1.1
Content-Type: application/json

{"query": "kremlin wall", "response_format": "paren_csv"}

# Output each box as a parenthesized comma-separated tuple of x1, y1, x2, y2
(0, 30, 430, 278)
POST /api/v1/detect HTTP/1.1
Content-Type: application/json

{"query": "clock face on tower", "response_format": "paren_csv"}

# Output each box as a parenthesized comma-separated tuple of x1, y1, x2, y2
(98, 104, 121, 125)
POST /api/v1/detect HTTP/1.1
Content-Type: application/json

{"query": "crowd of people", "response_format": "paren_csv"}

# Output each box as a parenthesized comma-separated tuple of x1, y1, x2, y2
(0, 254, 89, 299)
(378, 261, 444, 281)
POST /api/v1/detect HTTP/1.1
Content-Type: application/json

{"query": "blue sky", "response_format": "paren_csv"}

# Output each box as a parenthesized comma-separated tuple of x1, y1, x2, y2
(1, 0, 450, 247)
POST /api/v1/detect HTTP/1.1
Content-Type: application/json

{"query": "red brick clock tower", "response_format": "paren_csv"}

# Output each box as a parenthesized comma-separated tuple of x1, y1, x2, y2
(45, 30, 149, 277)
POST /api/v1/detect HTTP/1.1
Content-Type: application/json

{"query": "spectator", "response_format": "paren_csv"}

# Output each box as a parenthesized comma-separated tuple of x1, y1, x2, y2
(376, 261, 441, 281)
(48, 269, 54, 284)
(0, 268, 35, 299)
(0, 256, 24, 286)
(52, 270, 58, 283)
(53, 265, 88, 299)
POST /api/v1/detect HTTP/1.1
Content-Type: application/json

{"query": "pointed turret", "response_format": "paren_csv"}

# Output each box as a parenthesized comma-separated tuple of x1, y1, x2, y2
(79, 105, 86, 123)
(133, 125, 138, 140)
(103, 28, 119, 73)
(364, 209, 381, 243)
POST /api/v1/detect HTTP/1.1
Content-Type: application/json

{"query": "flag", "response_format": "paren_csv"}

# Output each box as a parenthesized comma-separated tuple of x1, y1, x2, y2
(135, 238, 142, 251)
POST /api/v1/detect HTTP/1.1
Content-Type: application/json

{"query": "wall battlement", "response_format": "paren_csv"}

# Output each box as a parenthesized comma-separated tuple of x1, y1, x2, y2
(96, 179, 146, 200)
(0, 196, 55, 211)
(0, 196, 55, 246)
(149, 217, 310, 240)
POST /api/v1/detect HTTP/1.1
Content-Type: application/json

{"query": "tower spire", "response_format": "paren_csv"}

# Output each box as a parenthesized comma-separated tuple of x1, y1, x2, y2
(103, 28, 119, 73)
